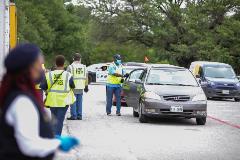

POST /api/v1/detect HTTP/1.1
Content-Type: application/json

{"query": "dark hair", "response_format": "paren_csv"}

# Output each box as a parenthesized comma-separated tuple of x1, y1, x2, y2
(73, 53, 81, 61)
(0, 44, 43, 109)
(4, 43, 40, 73)
(55, 55, 65, 67)
(0, 70, 44, 109)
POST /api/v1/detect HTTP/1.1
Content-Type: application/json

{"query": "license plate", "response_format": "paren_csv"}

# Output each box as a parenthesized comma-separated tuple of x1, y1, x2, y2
(222, 90, 229, 94)
(170, 105, 183, 112)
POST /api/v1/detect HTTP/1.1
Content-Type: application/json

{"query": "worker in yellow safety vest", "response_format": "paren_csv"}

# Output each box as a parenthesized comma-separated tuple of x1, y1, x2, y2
(192, 64, 201, 77)
(106, 54, 125, 116)
(67, 53, 89, 120)
(40, 55, 75, 136)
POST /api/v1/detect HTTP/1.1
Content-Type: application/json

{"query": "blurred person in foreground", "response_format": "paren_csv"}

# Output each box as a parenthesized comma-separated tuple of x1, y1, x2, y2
(0, 44, 79, 160)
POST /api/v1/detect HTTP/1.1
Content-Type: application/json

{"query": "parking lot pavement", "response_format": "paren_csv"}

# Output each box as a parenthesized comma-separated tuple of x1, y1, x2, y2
(55, 84, 240, 160)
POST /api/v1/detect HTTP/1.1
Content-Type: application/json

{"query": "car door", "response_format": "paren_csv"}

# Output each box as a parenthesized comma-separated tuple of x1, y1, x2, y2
(122, 74, 132, 105)
(123, 69, 144, 107)
(131, 70, 147, 108)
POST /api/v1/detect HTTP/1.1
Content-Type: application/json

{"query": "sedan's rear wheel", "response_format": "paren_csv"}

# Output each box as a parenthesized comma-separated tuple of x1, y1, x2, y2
(196, 117, 206, 125)
(139, 102, 148, 123)
(133, 109, 139, 117)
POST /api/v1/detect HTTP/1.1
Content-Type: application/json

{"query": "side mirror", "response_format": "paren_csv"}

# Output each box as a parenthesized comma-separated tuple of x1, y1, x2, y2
(237, 76, 240, 82)
(198, 79, 202, 84)
(124, 73, 130, 78)
(101, 66, 107, 71)
(195, 74, 200, 78)
(135, 79, 142, 84)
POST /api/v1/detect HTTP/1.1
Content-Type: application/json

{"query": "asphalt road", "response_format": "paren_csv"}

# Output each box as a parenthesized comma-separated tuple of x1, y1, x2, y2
(56, 84, 240, 160)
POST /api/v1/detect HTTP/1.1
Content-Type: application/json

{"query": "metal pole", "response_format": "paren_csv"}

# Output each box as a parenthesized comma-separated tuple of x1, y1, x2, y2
(0, 0, 10, 79)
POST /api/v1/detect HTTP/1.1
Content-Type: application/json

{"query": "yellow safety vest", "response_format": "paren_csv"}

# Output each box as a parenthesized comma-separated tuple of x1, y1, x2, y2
(45, 70, 75, 107)
(193, 64, 200, 76)
(69, 63, 87, 89)
(107, 63, 123, 85)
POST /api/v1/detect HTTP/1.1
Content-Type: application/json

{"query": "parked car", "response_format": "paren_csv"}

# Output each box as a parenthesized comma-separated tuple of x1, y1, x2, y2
(123, 64, 207, 125)
(123, 62, 146, 67)
(88, 62, 146, 84)
(190, 61, 240, 101)
(113, 64, 147, 106)
(87, 63, 111, 83)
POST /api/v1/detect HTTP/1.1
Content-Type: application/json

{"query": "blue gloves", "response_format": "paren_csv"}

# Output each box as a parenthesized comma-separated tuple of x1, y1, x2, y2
(56, 136, 80, 152)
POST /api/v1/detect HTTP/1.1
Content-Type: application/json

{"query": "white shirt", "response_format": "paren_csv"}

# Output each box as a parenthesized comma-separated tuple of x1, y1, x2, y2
(5, 95, 61, 158)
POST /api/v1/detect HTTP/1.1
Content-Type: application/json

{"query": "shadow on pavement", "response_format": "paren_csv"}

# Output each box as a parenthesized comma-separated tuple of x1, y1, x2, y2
(208, 98, 235, 102)
(114, 113, 196, 126)
(148, 117, 196, 126)
(96, 101, 106, 105)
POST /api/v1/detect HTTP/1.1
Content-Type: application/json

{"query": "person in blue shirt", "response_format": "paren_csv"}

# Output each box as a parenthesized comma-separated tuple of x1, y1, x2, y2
(106, 54, 125, 116)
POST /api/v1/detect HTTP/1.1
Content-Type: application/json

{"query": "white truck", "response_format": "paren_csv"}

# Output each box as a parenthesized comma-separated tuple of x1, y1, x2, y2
(0, 0, 17, 80)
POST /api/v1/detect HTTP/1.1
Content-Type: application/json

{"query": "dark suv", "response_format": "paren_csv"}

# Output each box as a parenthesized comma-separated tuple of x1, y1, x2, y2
(190, 61, 240, 101)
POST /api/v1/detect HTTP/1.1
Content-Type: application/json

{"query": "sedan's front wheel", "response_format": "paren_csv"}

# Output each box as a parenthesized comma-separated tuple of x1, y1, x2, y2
(196, 117, 206, 125)
(139, 102, 148, 123)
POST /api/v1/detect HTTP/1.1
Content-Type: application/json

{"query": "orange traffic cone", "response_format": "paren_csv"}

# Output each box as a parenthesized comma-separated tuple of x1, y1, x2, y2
(144, 56, 149, 63)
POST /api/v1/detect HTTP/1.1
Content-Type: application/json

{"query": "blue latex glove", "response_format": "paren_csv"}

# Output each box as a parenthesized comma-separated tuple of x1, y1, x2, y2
(56, 136, 80, 152)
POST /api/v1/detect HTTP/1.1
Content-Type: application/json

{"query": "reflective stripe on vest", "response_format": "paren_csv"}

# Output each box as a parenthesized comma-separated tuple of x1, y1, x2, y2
(48, 71, 70, 93)
(70, 63, 86, 89)
(107, 63, 123, 85)
(45, 70, 75, 107)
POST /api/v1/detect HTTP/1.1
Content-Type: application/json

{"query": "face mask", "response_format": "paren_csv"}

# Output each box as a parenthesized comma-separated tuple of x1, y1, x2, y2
(34, 70, 45, 84)
(115, 60, 121, 65)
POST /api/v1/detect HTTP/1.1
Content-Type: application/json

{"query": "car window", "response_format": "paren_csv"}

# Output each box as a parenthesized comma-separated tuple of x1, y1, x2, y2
(139, 70, 147, 82)
(203, 66, 236, 79)
(199, 66, 204, 77)
(128, 70, 144, 82)
(124, 68, 136, 74)
(146, 68, 198, 86)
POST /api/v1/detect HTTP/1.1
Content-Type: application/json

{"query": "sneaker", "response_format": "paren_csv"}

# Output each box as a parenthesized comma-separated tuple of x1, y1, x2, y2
(107, 113, 112, 116)
(67, 117, 77, 120)
(77, 116, 82, 120)
(116, 113, 121, 116)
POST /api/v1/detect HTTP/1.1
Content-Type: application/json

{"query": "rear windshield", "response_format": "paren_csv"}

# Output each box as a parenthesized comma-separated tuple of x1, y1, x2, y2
(204, 66, 236, 79)
(146, 68, 198, 87)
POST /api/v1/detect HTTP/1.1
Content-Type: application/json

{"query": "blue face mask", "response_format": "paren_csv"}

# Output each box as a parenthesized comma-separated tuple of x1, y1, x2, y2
(116, 60, 121, 65)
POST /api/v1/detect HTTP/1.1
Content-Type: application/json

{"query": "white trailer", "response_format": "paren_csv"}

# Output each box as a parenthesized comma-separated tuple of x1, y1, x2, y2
(0, 0, 10, 80)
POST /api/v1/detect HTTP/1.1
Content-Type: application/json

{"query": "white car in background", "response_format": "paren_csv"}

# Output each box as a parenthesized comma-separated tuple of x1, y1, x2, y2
(87, 63, 111, 83)
(87, 62, 147, 84)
